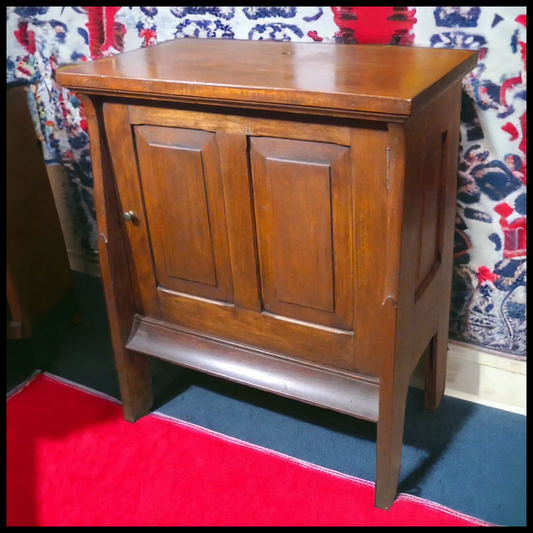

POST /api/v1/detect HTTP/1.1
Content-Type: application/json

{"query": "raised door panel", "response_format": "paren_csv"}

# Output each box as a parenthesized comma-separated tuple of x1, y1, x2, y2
(250, 137, 353, 331)
(414, 126, 449, 302)
(134, 126, 233, 303)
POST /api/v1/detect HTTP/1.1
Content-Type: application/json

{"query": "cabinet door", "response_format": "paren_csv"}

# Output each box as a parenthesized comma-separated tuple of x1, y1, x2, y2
(134, 125, 233, 303)
(106, 103, 355, 370)
(250, 137, 353, 330)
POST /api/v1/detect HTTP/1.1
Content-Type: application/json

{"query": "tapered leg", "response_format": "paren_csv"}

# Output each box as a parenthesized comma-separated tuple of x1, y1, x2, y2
(98, 208, 153, 423)
(375, 380, 409, 510)
(114, 349, 153, 423)
(424, 326, 449, 411)
(95, 166, 153, 423)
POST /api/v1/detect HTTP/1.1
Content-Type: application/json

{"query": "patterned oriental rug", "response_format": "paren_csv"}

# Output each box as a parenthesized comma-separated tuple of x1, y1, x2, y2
(7, 373, 491, 527)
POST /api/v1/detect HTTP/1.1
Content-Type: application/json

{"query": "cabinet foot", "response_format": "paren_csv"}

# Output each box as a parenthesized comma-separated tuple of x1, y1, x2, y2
(117, 351, 153, 423)
(375, 382, 409, 510)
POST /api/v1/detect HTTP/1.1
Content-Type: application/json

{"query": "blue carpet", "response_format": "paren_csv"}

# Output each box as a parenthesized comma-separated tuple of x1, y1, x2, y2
(153, 368, 526, 526)
(6, 272, 527, 526)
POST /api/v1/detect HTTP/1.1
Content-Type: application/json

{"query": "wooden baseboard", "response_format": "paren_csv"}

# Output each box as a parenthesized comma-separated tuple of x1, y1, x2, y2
(67, 250, 101, 277)
(411, 340, 526, 415)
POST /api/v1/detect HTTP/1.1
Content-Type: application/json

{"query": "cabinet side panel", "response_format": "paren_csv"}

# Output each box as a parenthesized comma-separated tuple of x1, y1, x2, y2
(415, 125, 449, 301)
(398, 81, 463, 373)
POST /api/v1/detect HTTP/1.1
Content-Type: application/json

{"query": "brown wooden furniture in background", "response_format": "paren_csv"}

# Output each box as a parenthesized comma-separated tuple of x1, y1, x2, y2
(6, 85, 73, 339)
(56, 39, 477, 510)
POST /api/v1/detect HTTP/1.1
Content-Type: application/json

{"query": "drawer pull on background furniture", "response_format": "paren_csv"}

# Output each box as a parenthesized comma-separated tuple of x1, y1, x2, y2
(123, 211, 136, 223)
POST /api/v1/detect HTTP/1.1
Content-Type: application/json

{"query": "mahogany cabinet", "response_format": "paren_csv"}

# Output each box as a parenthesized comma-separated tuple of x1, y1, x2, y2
(56, 39, 477, 510)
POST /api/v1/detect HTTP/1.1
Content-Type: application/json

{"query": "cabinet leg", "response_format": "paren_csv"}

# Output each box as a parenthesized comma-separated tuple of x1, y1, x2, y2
(115, 350, 153, 423)
(80, 95, 153, 424)
(375, 382, 408, 510)
(424, 327, 448, 411)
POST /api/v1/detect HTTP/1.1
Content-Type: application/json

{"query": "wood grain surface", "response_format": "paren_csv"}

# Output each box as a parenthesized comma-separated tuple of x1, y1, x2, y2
(56, 39, 477, 117)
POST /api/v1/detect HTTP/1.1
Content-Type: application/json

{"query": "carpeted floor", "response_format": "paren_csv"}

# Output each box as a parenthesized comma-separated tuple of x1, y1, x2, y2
(8, 373, 491, 527)
(6, 271, 527, 526)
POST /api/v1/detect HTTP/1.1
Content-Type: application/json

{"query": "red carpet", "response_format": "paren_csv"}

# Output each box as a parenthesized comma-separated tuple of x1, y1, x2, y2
(7, 373, 490, 527)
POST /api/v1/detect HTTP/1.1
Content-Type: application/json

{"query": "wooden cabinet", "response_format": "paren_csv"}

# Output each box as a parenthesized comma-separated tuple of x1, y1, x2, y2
(56, 39, 477, 510)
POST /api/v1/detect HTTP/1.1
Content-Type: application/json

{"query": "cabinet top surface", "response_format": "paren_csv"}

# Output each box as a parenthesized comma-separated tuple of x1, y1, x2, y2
(56, 39, 477, 118)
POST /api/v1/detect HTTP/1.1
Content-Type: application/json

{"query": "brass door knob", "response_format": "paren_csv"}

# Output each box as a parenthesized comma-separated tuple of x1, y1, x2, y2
(123, 211, 136, 222)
